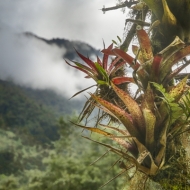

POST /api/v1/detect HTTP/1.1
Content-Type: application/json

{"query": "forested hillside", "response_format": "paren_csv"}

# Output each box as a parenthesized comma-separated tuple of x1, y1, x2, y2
(0, 79, 123, 189)
(22, 86, 84, 117)
(0, 79, 59, 143)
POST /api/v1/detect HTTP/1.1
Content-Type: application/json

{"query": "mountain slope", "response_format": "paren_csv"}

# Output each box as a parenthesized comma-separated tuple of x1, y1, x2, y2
(0, 80, 59, 143)
(21, 85, 84, 117)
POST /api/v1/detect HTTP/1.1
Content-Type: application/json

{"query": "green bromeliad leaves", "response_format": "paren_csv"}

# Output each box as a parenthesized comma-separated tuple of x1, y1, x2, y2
(94, 62, 109, 85)
(179, 89, 190, 121)
(151, 79, 186, 125)
(143, 108, 156, 152)
(151, 82, 173, 102)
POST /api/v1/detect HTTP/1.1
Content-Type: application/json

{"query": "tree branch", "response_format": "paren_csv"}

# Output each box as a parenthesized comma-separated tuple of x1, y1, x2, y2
(101, 1, 138, 13)
(120, 6, 149, 51)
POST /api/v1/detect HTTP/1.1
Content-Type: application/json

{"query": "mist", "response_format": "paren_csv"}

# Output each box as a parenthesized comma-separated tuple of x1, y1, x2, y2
(0, 27, 95, 98)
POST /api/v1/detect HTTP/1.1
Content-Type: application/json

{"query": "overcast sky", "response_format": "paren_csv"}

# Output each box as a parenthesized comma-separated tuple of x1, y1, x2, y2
(0, 0, 127, 48)
(0, 0, 128, 98)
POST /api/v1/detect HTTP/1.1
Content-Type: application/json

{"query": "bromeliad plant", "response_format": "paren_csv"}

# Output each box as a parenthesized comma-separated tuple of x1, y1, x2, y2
(65, 43, 134, 123)
(66, 27, 190, 189)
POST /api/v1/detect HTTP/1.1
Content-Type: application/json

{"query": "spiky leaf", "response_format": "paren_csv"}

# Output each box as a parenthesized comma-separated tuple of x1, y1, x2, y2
(136, 27, 153, 62)
(113, 48, 140, 69)
(72, 122, 133, 150)
(159, 37, 185, 81)
(143, 108, 156, 152)
(102, 44, 113, 70)
(111, 82, 146, 135)
(112, 77, 134, 85)
(169, 76, 188, 101)
(94, 62, 109, 83)
(90, 93, 142, 141)
(75, 50, 98, 72)
(141, 83, 155, 112)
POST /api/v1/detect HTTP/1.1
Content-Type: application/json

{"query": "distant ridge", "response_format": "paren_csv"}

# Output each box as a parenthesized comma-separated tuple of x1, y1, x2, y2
(24, 32, 102, 60)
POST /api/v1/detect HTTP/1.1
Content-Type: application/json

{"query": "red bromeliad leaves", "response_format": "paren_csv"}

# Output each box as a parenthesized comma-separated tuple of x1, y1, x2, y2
(151, 55, 162, 79)
(66, 44, 122, 87)
(96, 56, 103, 66)
(65, 60, 97, 81)
(101, 48, 115, 56)
(101, 47, 127, 75)
(112, 48, 147, 85)
(102, 43, 113, 70)
(107, 57, 121, 73)
(113, 48, 140, 69)
(110, 60, 126, 74)
(136, 27, 153, 62)
(112, 77, 135, 85)
(75, 49, 98, 73)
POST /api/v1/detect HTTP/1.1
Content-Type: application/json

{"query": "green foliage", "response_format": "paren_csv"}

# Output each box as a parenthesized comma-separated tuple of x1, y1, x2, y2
(151, 82, 182, 123)
(22, 83, 84, 116)
(0, 80, 59, 143)
(0, 174, 20, 190)
(180, 90, 190, 121)
(26, 117, 123, 190)
(0, 116, 124, 190)
(0, 129, 46, 175)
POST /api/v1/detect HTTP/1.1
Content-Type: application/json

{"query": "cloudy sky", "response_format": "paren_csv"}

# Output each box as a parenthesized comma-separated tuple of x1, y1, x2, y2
(0, 0, 128, 98)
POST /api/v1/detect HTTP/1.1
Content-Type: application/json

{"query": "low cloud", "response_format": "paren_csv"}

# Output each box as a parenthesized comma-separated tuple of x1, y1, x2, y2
(0, 27, 95, 98)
